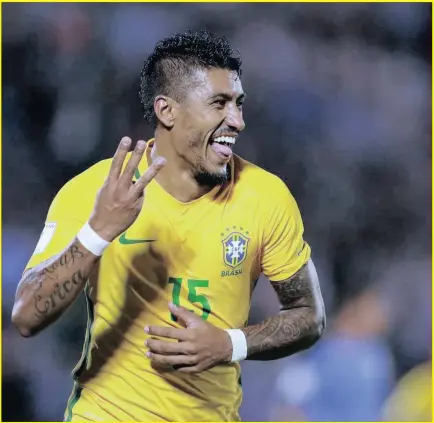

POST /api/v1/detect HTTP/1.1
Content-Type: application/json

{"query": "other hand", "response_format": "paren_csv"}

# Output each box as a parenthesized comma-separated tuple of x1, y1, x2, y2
(145, 303, 233, 373)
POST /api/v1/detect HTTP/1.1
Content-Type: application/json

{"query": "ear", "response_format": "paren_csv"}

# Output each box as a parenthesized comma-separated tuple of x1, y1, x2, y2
(154, 95, 177, 128)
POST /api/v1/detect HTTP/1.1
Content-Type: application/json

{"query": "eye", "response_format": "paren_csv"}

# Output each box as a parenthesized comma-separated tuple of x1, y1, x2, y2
(213, 99, 226, 109)
(236, 102, 244, 110)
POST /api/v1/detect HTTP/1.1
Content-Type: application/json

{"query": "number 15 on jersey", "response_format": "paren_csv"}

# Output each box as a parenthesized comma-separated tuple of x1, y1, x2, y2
(168, 277, 211, 321)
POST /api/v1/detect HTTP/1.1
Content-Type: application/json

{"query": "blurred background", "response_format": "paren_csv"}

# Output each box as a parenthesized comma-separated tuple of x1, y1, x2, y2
(2, 2, 432, 422)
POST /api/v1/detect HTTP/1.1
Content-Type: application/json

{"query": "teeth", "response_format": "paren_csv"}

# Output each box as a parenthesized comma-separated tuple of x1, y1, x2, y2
(213, 136, 236, 145)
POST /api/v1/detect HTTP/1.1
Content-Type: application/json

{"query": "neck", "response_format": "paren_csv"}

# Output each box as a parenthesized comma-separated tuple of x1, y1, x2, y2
(150, 132, 215, 203)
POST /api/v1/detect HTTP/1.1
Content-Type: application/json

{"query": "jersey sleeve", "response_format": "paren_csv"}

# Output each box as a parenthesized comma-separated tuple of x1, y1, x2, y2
(25, 162, 108, 271)
(260, 177, 311, 282)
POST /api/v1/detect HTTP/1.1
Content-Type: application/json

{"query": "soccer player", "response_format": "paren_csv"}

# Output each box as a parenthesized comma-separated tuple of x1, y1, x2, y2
(12, 30, 326, 422)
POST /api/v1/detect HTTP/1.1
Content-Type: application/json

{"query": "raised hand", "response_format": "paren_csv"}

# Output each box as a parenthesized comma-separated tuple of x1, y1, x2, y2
(89, 137, 166, 241)
(145, 303, 233, 373)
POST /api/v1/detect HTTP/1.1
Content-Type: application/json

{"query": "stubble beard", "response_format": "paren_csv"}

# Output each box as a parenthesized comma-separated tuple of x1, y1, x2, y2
(187, 135, 230, 188)
(194, 162, 230, 187)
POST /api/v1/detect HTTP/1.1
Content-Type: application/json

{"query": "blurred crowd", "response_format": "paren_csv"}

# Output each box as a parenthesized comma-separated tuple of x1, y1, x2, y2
(2, 3, 431, 422)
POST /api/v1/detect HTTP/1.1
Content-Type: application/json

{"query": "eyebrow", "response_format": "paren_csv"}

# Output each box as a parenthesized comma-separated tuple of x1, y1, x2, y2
(210, 92, 247, 102)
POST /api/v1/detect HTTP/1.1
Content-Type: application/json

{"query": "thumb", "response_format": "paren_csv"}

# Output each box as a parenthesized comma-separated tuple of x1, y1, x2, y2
(169, 302, 199, 327)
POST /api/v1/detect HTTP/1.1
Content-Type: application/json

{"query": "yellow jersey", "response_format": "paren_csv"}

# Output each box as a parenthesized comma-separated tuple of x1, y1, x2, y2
(26, 140, 311, 422)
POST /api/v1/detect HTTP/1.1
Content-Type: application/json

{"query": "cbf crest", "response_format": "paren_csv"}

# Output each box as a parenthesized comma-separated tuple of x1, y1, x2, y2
(221, 226, 250, 269)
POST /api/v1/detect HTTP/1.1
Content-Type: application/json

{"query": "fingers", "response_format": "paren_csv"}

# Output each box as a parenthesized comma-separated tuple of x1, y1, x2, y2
(108, 136, 166, 193)
(147, 352, 198, 367)
(176, 365, 201, 374)
(133, 156, 166, 193)
(108, 137, 131, 181)
(146, 338, 189, 355)
(145, 325, 190, 341)
(120, 140, 147, 184)
(168, 303, 199, 326)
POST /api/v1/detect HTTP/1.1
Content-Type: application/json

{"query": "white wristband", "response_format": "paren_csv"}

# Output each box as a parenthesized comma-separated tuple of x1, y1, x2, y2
(225, 329, 248, 363)
(77, 222, 110, 256)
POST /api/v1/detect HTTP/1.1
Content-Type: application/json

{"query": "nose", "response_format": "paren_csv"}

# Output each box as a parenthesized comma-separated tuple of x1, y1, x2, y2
(225, 106, 245, 133)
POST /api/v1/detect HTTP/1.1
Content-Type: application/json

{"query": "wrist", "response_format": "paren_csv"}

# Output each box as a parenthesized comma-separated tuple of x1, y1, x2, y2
(77, 222, 111, 256)
(88, 217, 117, 242)
(224, 329, 248, 363)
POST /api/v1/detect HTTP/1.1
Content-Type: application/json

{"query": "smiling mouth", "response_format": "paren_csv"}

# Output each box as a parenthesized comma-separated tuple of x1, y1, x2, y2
(208, 137, 235, 159)
(209, 135, 237, 150)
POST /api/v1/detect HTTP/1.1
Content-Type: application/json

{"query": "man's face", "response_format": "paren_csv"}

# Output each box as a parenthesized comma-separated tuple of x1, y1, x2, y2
(172, 67, 246, 186)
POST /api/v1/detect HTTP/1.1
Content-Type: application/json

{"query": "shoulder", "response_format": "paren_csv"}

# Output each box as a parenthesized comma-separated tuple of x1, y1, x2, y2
(51, 159, 112, 208)
(232, 154, 294, 203)
(60, 159, 111, 194)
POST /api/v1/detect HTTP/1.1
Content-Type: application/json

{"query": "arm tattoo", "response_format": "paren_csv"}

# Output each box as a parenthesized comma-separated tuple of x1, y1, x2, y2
(17, 240, 88, 321)
(33, 269, 86, 320)
(272, 268, 314, 309)
(243, 261, 325, 360)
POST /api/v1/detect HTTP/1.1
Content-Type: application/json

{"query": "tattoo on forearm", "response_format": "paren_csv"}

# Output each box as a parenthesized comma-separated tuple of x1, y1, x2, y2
(18, 240, 88, 320)
(41, 244, 84, 279)
(243, 308, 315, 357)
(33, 269, 87, 319)
(244, 263, 324, 359)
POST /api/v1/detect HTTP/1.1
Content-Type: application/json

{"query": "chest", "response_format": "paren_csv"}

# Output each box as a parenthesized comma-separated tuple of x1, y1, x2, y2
(94, 196, 264, 328)
(113, 199, 262, 281)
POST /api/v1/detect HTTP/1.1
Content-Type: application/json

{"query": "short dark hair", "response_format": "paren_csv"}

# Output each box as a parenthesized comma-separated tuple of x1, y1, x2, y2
(139, 29, 242, 129)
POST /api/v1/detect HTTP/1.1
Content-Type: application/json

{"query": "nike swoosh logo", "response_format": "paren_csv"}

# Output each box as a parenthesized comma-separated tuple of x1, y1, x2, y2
(119, 233, 155, 245)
